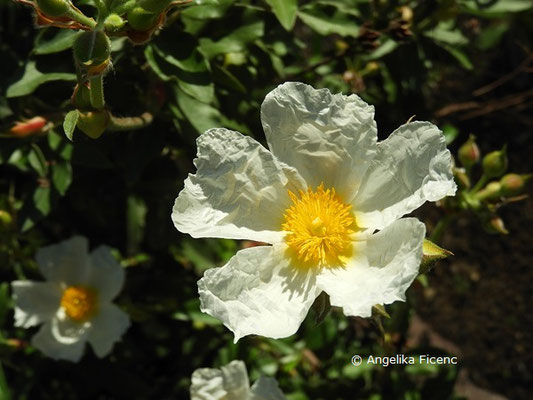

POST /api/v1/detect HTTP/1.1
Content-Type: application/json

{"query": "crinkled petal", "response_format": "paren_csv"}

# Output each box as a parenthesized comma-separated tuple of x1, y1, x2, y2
(87, 246, 125, 301)
(198, 245, 321, 342)
(31, 319, 88, 362)
(87, 303, 130, 358)
(172, 128, 305, 244)
(11, 281, 61, 328)
(35, 236, 90, 285)
(251, 376, 286, 400)
(353, 122, 456, 230)
(190, 360, 250, 400)
(261, 82, 377, 200)
(317, 218, 425, 317)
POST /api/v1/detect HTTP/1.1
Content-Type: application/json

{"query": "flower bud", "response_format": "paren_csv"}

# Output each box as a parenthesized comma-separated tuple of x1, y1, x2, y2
(10, 116, 47, 137)
(104, 13, 126, 33)
(127, 6, 158, 31)
(453, 167, 470, 189)
(77, 110, 110, 139)
(139, 0, 172, 13)
(484, 215, 508, 235)
(482, 145, 508, 178)
(458, 134, 480, 170)
(73, 30, 111, 67)
(499, 173, 531, 197)
(36, 0, 70, 17)
(475, 181, 502, 201)
(0, 210, 13, 230)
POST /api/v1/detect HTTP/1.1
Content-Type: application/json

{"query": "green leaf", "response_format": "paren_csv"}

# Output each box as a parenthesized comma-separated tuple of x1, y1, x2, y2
(212, 64, 246, 94)
(51, 161, 73, 196)
(181, 0, 234, 19)
(28, 144, 48, 177)
(34, 29, 77, 55)
(266, 0, 298, 31)
(437, 42, 474, 70)
(459, 0, 533, 16)
(174, 87, 222, 134)
(6, 61, 76, 98)
(199, 20, 265, 58)
(0, 361, 11, 400)
(63, 110, 79, 141)
(424, 21, 469, 46)
(298, 10, 359, 37)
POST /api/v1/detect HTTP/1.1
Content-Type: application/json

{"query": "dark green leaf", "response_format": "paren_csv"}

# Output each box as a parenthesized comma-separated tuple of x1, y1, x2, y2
(34, 29, 77, 55)
(6, 61, 76, 98)
(266, 0, 298, 31)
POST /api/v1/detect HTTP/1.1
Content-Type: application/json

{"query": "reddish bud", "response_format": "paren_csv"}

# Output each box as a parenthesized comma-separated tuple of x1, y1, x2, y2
(10, 116, 47, 137)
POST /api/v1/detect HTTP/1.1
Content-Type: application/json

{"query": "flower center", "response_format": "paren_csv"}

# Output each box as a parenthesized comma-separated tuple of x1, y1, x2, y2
(60, 286, 97, 322)
(282, 183, 355, 266)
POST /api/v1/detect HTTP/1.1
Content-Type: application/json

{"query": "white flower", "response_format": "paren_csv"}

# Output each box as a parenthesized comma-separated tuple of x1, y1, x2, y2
(11, 236, 130, 362)
(190, 360, 285, 400)
(172, 82, 456, 341)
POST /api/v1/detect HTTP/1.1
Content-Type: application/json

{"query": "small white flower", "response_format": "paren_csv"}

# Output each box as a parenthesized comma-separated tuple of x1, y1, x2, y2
(172, 82, 456, 341)
(190, 360, 285, 400)
(11, 236, 130, 362)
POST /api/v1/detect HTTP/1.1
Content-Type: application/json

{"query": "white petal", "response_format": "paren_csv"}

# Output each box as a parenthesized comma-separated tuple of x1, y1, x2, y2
(172, 128, 305, 243)
(11, 281, 61, 328)
(87, 246, 125, 301)
(198, 245, 321, 342)
(317, 218, 425, 317)
(251, 376, 286, 400)
(353, 122, 456, 230)
(87, 303, 130, 358)
(191, 360, 250, 400)
(31, 319, 88, 362)
(261, 82, 377, 200)
(35, 236, 91, 285)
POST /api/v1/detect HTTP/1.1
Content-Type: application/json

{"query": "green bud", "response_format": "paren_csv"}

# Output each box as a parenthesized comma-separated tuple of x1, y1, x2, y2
(420, 239, 453, 274)
(127, 6, 158, 31)
(139, 0, 172, 13)
(104, 13, 126, 33)
(73, 31, 111, 67)
(36, 0, 70, 17)
(77, 110, 110, 139)
(499, 173, 531, 197)
(475, 181, 502, 201)
(0, 210, 13, 230)
(484, 215, 508, 235)
(453, 167, 470, 189)
(458, 134, 480, 170)
(482, 145, 508, 178)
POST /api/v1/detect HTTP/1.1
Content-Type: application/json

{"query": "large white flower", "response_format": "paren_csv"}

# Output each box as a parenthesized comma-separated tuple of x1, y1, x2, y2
(190, 360, 285, 400)
(172, 82, 456, 341)
(11, 236, 130, 362)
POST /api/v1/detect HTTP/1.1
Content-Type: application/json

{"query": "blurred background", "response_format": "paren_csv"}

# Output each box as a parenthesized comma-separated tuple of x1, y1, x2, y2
(0, 0, 531, 399)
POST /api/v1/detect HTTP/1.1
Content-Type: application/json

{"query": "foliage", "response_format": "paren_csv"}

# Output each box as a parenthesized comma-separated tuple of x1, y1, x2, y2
(0, 0, 532, 399)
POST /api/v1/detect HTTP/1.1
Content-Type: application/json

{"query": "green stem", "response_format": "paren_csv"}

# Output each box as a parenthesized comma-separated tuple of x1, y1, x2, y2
(0, 361, 11, 400)
(108, 112, 153, 131)
(430, 214, 454, 244)
(89, 76, 105, 109)
(471, 173, 489, 194)
(66, 9, 97, 29)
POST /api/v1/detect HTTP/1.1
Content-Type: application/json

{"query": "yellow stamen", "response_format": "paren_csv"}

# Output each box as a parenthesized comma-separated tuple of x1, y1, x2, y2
(60, 286, 97, 322)
(282, 183, 355, 266)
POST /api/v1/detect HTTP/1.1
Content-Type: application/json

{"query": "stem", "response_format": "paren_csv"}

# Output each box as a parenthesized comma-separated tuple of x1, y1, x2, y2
(66, 9, 97, 29)
(430, 214, 454, 244)
(471, 173, 489, 194)
(89, 76, 105, 109)
(108, 112, 154, 131)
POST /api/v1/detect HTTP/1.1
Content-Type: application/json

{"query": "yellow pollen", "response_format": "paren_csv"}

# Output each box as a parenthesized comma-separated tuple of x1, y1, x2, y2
(60, 286, 97, 322)
(282, 183, 355, 266)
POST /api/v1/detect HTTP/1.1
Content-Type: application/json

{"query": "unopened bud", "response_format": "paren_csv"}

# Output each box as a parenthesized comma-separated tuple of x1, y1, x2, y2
(475, 181, 502, 201)
(499, 173, 531, 197)
(400, 6, 413, 22)
(77, 110, 110, 139)
(104, 13, 126, 33)
(458, 134, 480, 170)
(453, 167, 470, 189)
(36, 0, 70, 17)
(482, 145, 508, 178)
(73, 30, 111, 67)
(484, 215, 508, 235)
(127, 6, 158, 31)
(0, 210, 13, 230)
(10, 116, 47, 137)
